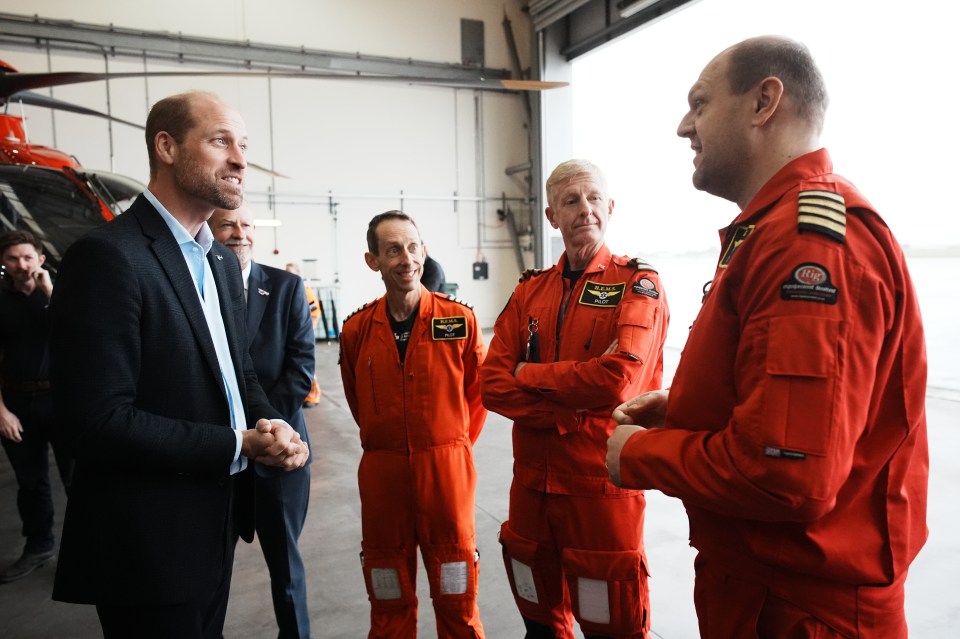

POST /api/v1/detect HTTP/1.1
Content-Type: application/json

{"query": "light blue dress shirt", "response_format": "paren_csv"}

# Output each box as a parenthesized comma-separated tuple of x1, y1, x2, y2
(144, 190, 247, 473)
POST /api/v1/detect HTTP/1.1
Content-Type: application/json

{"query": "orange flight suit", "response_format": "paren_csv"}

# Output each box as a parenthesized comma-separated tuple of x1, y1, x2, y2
(618, 149, 929, 638)
(481, 244, 669, 638)
(339, 289, 487, 639)
(303, 283, 321, 405)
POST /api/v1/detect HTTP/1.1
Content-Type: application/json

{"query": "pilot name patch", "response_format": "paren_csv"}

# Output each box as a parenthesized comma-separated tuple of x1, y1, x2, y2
(578, 281, 625, 307)
(780, 262, 838, 305)
(631, 277, 659, 299)
(432, 316, 468, 340)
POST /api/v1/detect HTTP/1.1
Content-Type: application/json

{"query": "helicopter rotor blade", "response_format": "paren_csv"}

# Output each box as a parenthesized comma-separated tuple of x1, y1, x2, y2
(8, 90, 288, 179)
(9, 90, 146, 130)
(0, 70, 568, 100)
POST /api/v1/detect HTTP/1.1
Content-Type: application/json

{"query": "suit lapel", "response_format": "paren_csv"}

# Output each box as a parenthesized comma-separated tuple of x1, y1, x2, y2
(208, 245, 247, 398)
(139, 204, 225, 397)
(245, 262, 269, 345)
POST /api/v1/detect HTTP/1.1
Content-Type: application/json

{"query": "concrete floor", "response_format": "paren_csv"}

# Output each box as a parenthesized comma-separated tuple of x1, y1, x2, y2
(1, 338, 957, 638)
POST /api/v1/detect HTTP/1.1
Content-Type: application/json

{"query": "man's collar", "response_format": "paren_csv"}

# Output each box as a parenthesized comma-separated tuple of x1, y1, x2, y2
(143, 189, 214, 255)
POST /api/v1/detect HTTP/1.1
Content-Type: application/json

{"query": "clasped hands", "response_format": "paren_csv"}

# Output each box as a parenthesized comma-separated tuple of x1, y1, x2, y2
(606, 389, 668, 486)
(242, 419, 309, 470)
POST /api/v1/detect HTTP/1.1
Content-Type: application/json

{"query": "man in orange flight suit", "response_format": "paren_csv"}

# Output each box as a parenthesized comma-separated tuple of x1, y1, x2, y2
(481, 160, 669, 639)
(339, 210, 487, 639)
(607, 37, 928, 638)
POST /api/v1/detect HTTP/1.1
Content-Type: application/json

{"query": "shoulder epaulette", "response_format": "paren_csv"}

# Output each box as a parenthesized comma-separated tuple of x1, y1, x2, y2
(519, 268, 545, 282)
(342, 302, 374, 325)
(443, 293, 474, 309)
(798, 189, 846, 243)
(626, 257, 658, 273)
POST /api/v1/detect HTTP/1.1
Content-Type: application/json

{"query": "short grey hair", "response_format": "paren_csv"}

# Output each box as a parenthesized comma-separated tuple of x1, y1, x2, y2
(545, 159, 609, 208)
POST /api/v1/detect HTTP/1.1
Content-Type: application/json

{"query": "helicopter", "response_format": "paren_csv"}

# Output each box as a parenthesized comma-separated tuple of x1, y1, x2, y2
(0, 60, 149, 274)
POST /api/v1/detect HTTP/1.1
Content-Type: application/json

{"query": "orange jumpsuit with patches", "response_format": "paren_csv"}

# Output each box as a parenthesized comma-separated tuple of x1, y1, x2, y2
(481, 244, 669, 638)
(339, 288, 487, 639)
(618, 149, 928, 638)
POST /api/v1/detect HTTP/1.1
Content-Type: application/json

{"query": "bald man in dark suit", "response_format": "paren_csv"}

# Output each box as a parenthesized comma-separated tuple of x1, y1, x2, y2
(49, 91, 309, 639)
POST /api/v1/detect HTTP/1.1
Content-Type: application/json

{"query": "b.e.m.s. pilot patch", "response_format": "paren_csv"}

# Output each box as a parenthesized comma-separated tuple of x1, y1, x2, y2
(432, 316, 468, 340)
(780, 262, 838, 304)
(578, 281, 625, 307)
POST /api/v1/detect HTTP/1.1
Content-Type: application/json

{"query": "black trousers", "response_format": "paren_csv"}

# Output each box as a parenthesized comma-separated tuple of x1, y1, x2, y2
(95, 475, 241, 639)
(0, 389, 73, 554)
(96, 548, 234, 639)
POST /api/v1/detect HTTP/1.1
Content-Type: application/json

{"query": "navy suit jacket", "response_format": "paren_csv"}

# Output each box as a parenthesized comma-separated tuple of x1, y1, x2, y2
(245, 261, 315, 476)
(49, 195, 279, 606)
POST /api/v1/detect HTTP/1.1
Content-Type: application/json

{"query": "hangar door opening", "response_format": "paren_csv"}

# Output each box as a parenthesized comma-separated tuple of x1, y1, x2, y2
(563, 0, 957, 389)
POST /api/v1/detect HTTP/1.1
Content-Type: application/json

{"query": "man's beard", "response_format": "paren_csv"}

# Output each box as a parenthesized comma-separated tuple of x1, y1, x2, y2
(175, 157, 243, 210)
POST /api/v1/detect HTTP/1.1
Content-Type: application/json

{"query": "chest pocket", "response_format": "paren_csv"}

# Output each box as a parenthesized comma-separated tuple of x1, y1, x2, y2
(616, 301, 658, 361)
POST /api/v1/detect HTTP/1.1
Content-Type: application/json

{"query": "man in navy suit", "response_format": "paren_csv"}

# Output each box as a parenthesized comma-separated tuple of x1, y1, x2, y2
(210, 201, 315, 638)
(49, 91, 309, 639)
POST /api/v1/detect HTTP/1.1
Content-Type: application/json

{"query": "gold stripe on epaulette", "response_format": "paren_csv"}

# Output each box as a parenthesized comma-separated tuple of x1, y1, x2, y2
(798, 190, 846, 243)
(520, 268, 544, 282)
(444, 293, 474, 309)
(627, 257, 657, 273)
(342, 303, 373, 324)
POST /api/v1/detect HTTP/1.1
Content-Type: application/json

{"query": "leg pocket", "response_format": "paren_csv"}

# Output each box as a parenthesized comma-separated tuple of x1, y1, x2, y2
(562, 547, 649, 635)
(499, 521, 550, 617)
(423, 543, 479, 599)
(360, 547, 417, 607)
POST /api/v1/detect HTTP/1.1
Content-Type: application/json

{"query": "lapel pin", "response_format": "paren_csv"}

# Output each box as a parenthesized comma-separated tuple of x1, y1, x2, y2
(215, 254, 223, 261)
(258, 288, 270, 296)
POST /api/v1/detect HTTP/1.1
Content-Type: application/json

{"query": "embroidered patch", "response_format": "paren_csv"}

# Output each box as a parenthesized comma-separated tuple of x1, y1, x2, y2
(780, 262, 838, 304)
(432, 316, 468, 340)
(631, 277, 659, 299)
(578, 281, 625, 307)
(719, 224, 755, 268)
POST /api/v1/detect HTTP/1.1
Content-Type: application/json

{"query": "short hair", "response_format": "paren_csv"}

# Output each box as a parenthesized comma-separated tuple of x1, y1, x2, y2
(0, 228, 43, 257)
(726, 37, 828, 132)
(144, 92, 218, 178)
(366, 210, 419, 254)
(545, 159, 609, 208)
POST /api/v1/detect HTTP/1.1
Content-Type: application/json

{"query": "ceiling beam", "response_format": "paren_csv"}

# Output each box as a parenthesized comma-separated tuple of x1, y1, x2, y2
(0, 11, 512, 82)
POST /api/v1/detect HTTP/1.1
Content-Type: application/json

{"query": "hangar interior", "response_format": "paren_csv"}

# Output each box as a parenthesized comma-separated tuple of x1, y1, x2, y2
(0, 0, 694, 329)
(0, 1, 954, 638)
